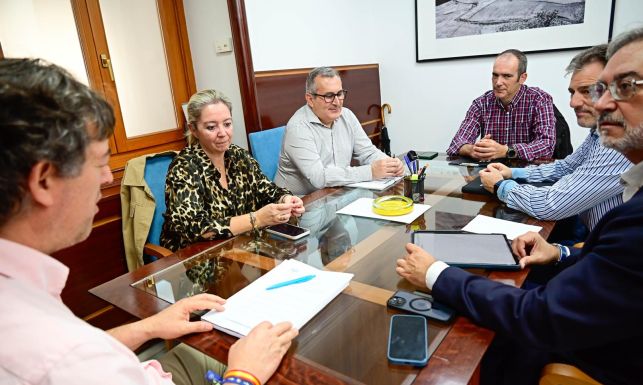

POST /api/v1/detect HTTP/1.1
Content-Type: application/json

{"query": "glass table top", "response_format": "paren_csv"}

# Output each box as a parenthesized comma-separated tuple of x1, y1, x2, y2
(128, 156, 535, 384)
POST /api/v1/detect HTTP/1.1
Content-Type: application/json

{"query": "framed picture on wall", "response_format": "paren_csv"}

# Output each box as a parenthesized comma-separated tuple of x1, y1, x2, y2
(416, 0, 615, 62)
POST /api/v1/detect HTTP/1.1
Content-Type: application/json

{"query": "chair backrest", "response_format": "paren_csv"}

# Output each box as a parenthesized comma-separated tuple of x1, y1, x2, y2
(553, 104, 573, 159)
(248, 126, 286, 181)
(143, 153, 175, 246)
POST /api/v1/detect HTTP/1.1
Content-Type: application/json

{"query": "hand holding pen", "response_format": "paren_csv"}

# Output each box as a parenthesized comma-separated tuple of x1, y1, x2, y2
(372, 157, 404, 179)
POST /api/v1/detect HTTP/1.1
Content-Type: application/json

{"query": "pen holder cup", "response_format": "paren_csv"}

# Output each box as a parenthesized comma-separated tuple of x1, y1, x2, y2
(403, 176, 425, 203)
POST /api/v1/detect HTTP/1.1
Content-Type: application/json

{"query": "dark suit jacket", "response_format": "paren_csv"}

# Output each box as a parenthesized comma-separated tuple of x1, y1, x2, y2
(433, 188, 643, 385)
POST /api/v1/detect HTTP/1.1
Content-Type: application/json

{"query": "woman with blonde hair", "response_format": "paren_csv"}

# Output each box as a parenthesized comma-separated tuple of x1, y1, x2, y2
(161, 89, 304, 251)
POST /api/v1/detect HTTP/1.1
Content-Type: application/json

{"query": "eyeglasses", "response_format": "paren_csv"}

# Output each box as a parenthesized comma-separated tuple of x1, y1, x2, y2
(589, 78, 643, 102)
(311, 90, 348, 103)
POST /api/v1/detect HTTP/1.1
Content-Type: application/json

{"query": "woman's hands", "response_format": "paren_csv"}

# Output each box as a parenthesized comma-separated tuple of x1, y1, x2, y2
(282, 195, 305, 217)
(255, 195, 305, 227)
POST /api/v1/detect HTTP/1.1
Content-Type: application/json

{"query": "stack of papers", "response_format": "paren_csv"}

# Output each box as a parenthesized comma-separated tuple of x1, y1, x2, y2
(345, 176, 402, 191)
(201, 259, 353, 337)
(462, 214, 542, 240)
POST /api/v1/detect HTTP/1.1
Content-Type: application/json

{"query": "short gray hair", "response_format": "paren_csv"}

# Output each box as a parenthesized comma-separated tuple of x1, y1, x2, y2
(607, 27, 643, 59)
(497, 49, 528, 76)
(565, 44, 607, 75)
(185, 89, 233, 145)
(306, 67, 340, 94)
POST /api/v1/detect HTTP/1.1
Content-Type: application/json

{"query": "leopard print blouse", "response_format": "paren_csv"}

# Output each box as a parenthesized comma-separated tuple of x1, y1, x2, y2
(160, 142, 291, 251)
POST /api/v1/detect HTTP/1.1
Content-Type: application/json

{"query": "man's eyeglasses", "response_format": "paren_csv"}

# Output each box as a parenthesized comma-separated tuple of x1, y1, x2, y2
(311, 90, 348, 103)
(589, 78, 643, 102)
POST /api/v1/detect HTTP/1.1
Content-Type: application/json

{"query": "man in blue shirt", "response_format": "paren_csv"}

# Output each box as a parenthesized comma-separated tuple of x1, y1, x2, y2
(479, 45, 632, 236)
(396, 28, 643, 385)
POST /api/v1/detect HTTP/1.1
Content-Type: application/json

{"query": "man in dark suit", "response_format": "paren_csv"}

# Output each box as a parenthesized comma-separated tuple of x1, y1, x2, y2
(396, 28, 643, 385)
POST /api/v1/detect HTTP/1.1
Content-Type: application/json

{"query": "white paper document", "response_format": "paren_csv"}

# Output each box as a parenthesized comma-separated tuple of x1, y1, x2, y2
(462, 214, 542, 240)
(201, 259, 353, 337)
(345, 176, 402, 191)
(336, 197, 431, 224)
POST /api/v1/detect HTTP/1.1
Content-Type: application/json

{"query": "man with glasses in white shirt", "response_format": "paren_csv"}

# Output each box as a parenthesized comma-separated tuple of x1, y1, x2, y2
(275, 66, 403, 195)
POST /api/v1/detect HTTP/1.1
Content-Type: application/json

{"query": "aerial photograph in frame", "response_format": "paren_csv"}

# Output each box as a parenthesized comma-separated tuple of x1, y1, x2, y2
(436, 0, 586, 39)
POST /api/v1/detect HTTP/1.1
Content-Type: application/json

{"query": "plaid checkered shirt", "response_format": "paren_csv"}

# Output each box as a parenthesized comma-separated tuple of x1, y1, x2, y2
(447, 85, 556, 161)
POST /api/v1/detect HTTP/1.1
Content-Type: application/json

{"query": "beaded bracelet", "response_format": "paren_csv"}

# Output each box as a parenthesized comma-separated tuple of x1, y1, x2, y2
(249, 211, 257, 231)
(205, 369, 223, 385)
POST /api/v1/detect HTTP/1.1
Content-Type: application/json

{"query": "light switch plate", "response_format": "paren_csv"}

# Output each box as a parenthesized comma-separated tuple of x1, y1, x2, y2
(215, 37, 233, 53)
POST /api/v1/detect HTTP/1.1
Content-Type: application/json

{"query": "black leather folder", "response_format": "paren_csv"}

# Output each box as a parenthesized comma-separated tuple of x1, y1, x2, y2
(462, 176, 554, 196)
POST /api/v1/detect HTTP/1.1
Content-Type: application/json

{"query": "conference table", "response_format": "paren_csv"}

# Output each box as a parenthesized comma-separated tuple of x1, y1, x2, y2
(92, 155, 554, 385)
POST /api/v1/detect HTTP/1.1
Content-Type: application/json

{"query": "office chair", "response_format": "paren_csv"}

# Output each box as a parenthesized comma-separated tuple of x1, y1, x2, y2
(142, 153, 176, 262)
(248, 126, 286, 181)
(540, 363, 602, 385)
(553, 104, 573, 159)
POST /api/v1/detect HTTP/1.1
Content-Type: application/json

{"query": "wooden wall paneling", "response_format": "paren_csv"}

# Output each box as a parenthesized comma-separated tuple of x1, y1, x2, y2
(253, 64, 383, 146)
(254, 72, 306, 130)
(362, 121, 381, 148)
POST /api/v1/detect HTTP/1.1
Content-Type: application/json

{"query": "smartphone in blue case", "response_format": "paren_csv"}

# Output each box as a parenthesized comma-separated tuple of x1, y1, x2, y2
(387, 314, 428, 366)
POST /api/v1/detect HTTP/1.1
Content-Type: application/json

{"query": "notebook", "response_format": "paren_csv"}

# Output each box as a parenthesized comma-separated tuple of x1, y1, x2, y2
(201, 259, 353, 337)
(346, 176, 402, 191)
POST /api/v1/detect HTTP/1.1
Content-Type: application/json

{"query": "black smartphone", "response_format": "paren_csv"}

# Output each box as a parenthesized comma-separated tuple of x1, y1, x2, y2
(265, 223, 310, 240)
(387, 290, 456, 322)
(387, 314, 429, 366)
(417, 151, 438, 160)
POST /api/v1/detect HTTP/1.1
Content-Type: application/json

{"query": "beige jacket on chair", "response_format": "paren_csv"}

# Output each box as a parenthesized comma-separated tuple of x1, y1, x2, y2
(120, 151, 176, 271)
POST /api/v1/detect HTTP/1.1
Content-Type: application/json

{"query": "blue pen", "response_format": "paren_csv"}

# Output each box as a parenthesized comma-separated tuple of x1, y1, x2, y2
(403, 155, 413, 174)
(266, 274, 316, 290)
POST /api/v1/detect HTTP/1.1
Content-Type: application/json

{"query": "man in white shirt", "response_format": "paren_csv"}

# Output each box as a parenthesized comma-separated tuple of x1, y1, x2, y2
(0, 58, 297, 385)
(275, 66, 403, 195)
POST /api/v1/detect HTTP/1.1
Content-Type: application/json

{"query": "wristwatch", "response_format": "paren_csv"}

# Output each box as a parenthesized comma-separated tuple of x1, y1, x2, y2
(506, 146, 518, 159)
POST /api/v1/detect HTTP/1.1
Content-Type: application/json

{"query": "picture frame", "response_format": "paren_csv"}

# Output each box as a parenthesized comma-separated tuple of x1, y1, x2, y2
(416, 0, 615, 62)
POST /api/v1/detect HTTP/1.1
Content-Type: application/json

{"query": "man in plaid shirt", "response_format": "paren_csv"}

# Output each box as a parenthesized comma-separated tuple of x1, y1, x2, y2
(447, 49, 556, 162)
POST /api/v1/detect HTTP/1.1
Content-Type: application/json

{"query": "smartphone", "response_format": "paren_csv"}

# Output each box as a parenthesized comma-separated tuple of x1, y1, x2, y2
(387, 314, 429, 366)
(387, 290, 456, 322)
(417, 151, 438, 160)
(265, 223, 310, 240)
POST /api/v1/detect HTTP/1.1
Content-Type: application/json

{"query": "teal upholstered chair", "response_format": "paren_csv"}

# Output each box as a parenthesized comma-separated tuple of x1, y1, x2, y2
(248, 126, 286, 181)
(143, 154, 175, 263)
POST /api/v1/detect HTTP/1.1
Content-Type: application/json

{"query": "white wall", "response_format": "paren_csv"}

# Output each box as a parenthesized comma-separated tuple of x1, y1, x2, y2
(245, 0, 643, 156)
(183, 0, 248, 149)
(0, 0, 88, 85)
